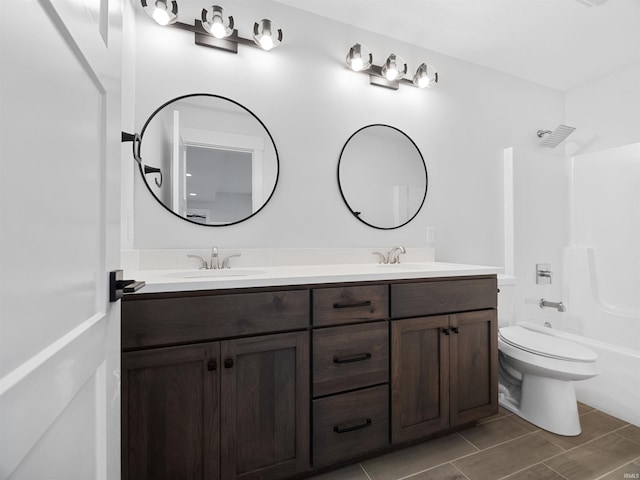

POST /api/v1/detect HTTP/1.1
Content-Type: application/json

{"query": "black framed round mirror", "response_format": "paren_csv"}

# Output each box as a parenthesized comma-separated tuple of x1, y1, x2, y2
(138, 94, 279, 226)
(337, 124, 428, 230)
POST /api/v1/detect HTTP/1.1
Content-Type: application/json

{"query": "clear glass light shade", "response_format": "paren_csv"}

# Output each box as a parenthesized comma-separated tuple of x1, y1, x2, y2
(381, 54, 407, 81)
(141, 0, 178, 26)
(413, 63, 438, 88)
(201, 5, 234, 39)
(346, 43, 372, 72)
(253, 19, 283, 51)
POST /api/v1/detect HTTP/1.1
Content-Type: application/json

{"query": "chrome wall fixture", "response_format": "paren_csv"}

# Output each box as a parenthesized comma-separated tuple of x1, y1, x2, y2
(346, 43, 438, 90)
(140, 1, 283, 53)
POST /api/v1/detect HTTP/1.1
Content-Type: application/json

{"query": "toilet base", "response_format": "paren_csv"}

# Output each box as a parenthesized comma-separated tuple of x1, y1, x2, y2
(499, 373, 582, 436)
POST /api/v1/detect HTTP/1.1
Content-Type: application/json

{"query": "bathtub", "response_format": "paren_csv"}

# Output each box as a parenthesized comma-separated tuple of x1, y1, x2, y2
(518, 320, 640, 426)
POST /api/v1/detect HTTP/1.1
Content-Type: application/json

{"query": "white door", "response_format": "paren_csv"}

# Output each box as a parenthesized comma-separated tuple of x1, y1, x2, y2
(0, 0, 122, 479)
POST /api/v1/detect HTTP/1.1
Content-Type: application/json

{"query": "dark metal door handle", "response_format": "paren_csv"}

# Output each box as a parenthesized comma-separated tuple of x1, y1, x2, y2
(207, 359, 217, 371)
(442, 328, 451, 335)
(332, 300, 372, 309)
(224, 358, 234, 368)
(333, 418, 372, 434)
(451, 327, 460, 334)
(333, 353, 372, 364)
(109, 270, 145, 302)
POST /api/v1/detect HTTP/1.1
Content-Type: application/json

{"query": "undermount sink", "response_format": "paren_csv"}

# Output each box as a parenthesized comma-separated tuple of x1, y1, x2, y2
(165, 269, 265, 279)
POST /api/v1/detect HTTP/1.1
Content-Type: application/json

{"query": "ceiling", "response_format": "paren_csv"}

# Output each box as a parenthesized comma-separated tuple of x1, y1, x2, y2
(273, 0, 640, 91)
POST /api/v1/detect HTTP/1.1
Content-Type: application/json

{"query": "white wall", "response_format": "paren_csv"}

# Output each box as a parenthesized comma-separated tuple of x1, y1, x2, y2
(565, 63, 640, 156)
(125, 0, 565, 266)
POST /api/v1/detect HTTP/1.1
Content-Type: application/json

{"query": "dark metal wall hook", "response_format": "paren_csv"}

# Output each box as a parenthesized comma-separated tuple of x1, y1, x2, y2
(143, 165, 163, 188)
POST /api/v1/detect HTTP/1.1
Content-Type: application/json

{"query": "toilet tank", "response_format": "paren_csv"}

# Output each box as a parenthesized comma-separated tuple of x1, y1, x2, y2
(498, 275, 516, 327)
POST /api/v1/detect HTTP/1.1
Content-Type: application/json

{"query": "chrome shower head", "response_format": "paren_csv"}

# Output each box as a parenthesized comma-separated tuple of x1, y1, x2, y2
(537, 125, 576, 148)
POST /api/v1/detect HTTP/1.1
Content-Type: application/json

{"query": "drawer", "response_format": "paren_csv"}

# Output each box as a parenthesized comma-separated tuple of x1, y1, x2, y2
(391, 277, 497, 319)
(313, 321, 389, 397)
(122, 289, 310, 349)
(313, 385, 389, 467)
(313, 285, 389, 327)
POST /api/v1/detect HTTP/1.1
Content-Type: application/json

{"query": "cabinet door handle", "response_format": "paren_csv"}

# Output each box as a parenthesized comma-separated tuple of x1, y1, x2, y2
(207, 359, 217, 371)
(332, 300, 372, 309)
(333, 418, 372, 434)
(451, 327, 460, 334)
(442, 328, 451, 335)
(224, 358, 234, 368)
(333, 353, 372, 364)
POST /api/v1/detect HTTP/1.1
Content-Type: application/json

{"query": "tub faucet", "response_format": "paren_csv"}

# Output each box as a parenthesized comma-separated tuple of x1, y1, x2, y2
(539, 299, 566, 312)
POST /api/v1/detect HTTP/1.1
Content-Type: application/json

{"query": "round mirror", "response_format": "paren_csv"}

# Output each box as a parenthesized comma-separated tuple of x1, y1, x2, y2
(337, 124, 428, 229)
(139, 94, 279, 226)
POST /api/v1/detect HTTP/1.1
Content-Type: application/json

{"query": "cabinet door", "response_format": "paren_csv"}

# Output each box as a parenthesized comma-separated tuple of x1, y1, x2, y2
(391, 315, 450, 444)
(221, 331, 310, 480)
(122, 343, 220, 480)
(450, 309, 498, 426)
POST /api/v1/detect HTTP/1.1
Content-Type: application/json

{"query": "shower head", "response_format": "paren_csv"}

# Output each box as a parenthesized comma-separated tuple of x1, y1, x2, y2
(537, 125, 576, 148)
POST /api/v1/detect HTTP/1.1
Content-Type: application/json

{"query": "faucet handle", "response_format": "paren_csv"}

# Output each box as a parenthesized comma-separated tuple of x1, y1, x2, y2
(187, 254, 209, 270)
(221, 253, 241, 269)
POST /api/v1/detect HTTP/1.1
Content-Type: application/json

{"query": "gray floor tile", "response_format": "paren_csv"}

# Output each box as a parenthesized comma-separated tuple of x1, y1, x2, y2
(537, 410, 627, 450)
(308, 463, 370, 480)
(452, 433, 563, 480)
(545, 432, 640, 480)
(406, 463, 469, 480)
(597, 460, 640, 480)
(458, 415, 537, 450)
(476, 407, 513, 425)
(578, 402, 595, 416)
(361, 434, 477, 480)
(501, 463, 565, 480)
(617, 424, 640, 446)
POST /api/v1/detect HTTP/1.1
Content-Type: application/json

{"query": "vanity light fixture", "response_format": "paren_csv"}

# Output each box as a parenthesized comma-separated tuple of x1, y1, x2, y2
(140, 1, 283, 53)
(346, 43, 438, 90)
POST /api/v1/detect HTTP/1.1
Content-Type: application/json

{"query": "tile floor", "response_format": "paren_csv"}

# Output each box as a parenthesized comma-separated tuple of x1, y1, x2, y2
(310, 404, 640, 480)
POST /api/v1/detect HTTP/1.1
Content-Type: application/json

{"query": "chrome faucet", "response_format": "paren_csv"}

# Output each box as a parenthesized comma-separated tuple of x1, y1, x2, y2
(388, 245, 407, 264)
(539, 299, 566, 312)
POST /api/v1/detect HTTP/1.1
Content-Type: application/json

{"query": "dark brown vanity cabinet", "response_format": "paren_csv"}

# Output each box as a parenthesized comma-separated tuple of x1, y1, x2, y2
(390, 278, 498, 444)
(122, 290, 310, 480)
(121, 275, 498, 479)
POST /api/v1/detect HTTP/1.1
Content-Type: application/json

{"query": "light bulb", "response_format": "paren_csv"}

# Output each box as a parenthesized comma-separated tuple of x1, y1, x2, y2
(210, 21, 227, 39)
(351, 57, 364, 71)
(259, 35, 274, 51)
(346, 44, 372, 72)
(385, 66, 399, 81)
(152, 3, 171, 25)
(253, 19, 282, 51)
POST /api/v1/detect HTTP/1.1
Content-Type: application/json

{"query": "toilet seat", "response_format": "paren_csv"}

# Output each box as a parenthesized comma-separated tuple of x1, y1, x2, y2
(499, 326, 597, 363)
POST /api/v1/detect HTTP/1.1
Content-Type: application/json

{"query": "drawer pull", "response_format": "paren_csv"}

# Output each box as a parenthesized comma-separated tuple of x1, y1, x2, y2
(224, 358, 234, 368)
(332, 300, 372, 309)
(333, 418, 372, 434)
(333, 352, 372, 364)
(207, 359, 217, 371)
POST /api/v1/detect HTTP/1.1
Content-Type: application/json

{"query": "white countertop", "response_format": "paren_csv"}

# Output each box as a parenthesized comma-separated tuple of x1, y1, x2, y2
(126, 262, 503, 294)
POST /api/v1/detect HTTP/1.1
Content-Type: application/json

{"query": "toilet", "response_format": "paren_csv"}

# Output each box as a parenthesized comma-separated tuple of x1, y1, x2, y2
(497, 280, 599, 436)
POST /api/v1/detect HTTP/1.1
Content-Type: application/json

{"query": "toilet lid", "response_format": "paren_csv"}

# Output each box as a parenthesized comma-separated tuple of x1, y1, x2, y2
(499, 326, 597, 362)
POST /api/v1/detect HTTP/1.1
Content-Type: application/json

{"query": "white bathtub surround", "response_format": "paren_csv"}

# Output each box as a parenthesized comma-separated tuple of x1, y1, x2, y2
(122, 246, 436, 272)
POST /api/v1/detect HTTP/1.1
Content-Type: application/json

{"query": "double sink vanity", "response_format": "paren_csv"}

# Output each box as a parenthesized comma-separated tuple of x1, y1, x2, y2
(121, 257, 500, 480)
(123, 91, 501, 479)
